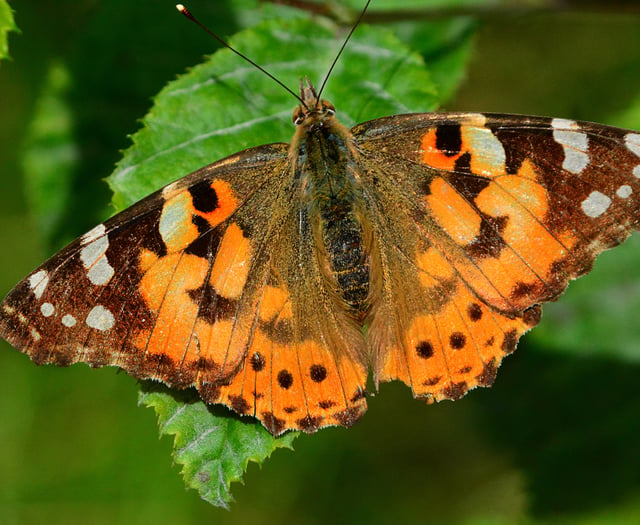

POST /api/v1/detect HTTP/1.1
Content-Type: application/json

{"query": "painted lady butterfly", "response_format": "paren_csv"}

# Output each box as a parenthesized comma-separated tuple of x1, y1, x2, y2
(2, 9, 640, 437)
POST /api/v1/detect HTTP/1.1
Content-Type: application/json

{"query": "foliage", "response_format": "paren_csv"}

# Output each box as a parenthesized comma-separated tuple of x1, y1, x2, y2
(0, 0, 16, 61)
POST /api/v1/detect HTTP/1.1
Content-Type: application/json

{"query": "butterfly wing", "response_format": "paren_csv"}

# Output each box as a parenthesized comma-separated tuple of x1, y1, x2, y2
(0, 142, 367, 435)
(353, 112, 640, 400)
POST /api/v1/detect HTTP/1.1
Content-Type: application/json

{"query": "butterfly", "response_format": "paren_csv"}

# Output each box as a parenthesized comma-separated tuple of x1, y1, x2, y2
(2, 16, 640, 438)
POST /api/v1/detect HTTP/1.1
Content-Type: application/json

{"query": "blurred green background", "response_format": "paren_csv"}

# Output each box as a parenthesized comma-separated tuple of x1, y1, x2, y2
(2, 1, 640, 523)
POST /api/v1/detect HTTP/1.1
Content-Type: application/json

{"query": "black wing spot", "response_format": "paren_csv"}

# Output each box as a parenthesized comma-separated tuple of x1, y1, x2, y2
(442, 381, 467, 400)
(450, 332, 466, 349)
(310, 364, 327, 383)
(262, 412, 285, 435)
(229, 395, 250, 414)
(189, 180, 219, 213)
(187, 282, 237, 324)
(476, 358, 498, 386)
(423, 376, 442, 387)
(297, 415, 321, 433)
(250, 352, 266, 372)
(467, 303, 483, 321)
(277, 369, 294, 389)
(350, 387, 367, 403)
(435, 124, 462, 156)
(465, 216, 508, 259)
(501, 329, 518, 354)
(416, 341, 434, 359)
(523, 304, 542, 326)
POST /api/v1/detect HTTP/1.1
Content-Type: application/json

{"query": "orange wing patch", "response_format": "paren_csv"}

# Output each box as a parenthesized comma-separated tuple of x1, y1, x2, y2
(206, 281, 368, 435)
(378, 235, 541, 402)
(380, 277, 540, 402)
(209, 222, 252, 299)
(426, 178, 482, 244)
(133, 184, 253, 387)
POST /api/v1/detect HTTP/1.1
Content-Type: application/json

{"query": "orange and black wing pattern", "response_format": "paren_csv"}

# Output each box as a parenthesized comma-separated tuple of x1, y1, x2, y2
(353, 113, 640, 402)
(0, 141, 367, 436)
(3, 108, 640, 436)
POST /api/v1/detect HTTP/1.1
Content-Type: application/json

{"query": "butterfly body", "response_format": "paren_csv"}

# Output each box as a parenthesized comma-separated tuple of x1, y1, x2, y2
(291, 81, 371, 315)
(2, 75, 640, 435)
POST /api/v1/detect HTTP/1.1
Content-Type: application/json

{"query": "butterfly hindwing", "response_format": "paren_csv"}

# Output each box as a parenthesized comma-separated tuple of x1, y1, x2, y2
(204, 163, 369, 434)
(352, 113, 640, 400)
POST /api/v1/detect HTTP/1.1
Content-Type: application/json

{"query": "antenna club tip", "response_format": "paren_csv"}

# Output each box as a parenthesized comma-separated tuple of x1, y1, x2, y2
(176, 4, 194, 18)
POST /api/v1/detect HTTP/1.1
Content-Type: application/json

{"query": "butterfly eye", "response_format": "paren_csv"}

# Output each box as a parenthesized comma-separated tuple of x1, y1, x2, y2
(292, 106, 304, 125)
(321, 100, 336, 116)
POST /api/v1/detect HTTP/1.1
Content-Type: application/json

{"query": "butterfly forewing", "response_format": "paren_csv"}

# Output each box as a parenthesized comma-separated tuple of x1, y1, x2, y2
(1, 144, 292, 392)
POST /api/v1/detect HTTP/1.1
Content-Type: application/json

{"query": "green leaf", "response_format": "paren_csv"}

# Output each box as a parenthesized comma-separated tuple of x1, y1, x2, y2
(139, 384, 297, 509)
(108, 16, 439, 207)
(0, 0, 16, 61)
(111, 11, 454, 508)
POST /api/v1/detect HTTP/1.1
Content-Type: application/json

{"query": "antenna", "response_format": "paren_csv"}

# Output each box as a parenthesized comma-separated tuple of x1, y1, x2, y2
(176, 4, 304, 105)
(317, 0, 372, 101)
(176, 2, 373, 106)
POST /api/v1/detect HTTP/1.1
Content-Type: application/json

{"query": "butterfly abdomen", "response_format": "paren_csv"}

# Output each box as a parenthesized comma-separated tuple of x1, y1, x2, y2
(320, 200, 370, 312)
(294, 114, 372, 316)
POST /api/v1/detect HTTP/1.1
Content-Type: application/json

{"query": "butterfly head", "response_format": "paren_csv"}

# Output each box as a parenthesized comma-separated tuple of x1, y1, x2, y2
(293, 77, 336, 128)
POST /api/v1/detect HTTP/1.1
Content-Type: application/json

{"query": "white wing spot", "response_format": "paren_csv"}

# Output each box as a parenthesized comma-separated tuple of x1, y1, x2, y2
(616, 185, 632, 199)
(82, 224, 107, 245)
(551, 118, 579, 130)
(461, 113, 488, 126)
(625, 133, 640, 157)
(86, 305, 115, 331)
(633, 165, 640, 179)
(80, 235, 108, 266)
(80, 234, 114, 286)
(161, 181, 180, 198)
(552, 119, 589, 174)
(159, 196, 186, 246)
(581, 191, 611, 218)
(466, 126, 506, 175)
(62, 314, 77, 327)
(40, 302, 55, 317)
(30, 328, 41, 342)
(562, 148, 589, 174)
(29, 270, 49, 300)
(87, 257, 115, 286)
